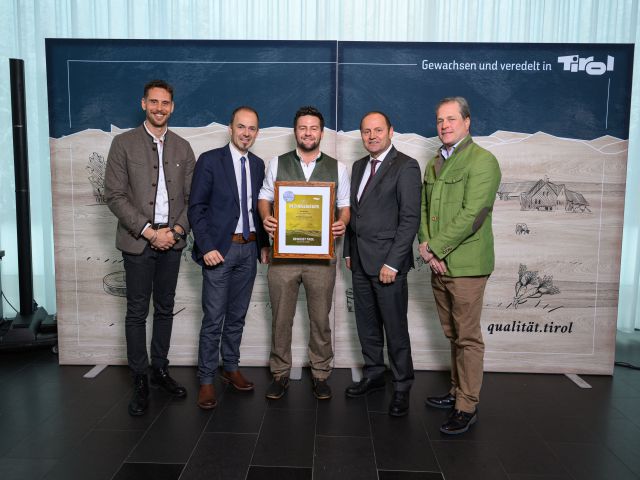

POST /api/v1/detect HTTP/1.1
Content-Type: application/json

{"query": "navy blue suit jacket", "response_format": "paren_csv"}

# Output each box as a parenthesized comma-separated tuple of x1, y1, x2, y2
(188, 144, 269, 267)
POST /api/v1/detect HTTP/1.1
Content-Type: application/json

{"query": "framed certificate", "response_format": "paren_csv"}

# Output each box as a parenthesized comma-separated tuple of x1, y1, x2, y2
(273, 181, 335, 259)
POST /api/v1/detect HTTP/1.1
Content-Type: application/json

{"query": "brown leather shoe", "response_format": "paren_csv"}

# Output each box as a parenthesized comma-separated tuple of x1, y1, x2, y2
(197, 384, 217, 409)
(221, 370, 255, 391)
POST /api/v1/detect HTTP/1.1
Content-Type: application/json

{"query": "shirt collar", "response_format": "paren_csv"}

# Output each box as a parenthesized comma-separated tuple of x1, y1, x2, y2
(440, 137, 465, 159)
(143, 121, 167, 143)
(229, 142, 248, 162)
(371, 143, 394, 163)
(295, 149, 322, 163)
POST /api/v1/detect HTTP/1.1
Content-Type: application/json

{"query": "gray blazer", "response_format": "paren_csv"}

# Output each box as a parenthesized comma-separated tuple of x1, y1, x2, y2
(344, 146, 422, 276)
(105, 125, 196, 254)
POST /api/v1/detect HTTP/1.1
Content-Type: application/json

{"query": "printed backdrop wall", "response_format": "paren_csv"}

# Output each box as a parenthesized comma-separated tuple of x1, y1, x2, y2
(47, 39, 634, 374)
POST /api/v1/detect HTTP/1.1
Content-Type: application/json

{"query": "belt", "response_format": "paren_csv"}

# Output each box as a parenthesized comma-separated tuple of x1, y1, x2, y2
(231, 232, 256, 244)
(152, 223, 169, 229)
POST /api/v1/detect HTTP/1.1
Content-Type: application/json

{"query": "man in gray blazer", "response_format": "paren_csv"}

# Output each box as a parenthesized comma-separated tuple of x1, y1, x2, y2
(344, 111, 421, 416)
(105, 79, 196, 416)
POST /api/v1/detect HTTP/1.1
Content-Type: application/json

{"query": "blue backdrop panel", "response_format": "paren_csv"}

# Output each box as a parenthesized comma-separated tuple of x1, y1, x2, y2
(46, 39, 337, 137)
(338, 42, 633, 139)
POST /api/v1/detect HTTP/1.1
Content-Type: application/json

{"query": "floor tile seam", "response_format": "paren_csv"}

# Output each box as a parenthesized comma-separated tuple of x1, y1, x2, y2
(4, 414, 106, 463)
(177, 402, 223, 480)
(110, 398, 172, 479)
(92, 387, 132, 430)
(429, 439, 499, 445)
(93, 427, 148, 432)
(312, 399, 318, 480)
(431, 436, 515, 479)
(377, 468, 443, 473)
(367, 408, 388, 415)
(202, 430, 259, 436)
(495, 446, 512, 480)
(548, 438, 640, 458)
(600, 440, 640, 478)
(249, 463, 312, 469)
(364, 394, 381, 478)
(12, 456, 58, 480)
(419, 405, 446, 475)
(243, 406, 268, 480)
(116, 460, 186, 465)
(265, 406, 316, 412)
(540, 441, 597, 480)
(315, 433, 372, 439)
(529, 419, 606, 445)
(610, 404, 640, 429)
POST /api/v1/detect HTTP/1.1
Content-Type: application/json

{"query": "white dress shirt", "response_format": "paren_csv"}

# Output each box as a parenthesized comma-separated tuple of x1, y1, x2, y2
(229, 142, 256, 233)
(258, 150, 350, 208)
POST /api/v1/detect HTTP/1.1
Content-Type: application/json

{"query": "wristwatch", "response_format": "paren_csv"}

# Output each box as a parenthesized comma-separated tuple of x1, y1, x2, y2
(171, 228, 184, 241)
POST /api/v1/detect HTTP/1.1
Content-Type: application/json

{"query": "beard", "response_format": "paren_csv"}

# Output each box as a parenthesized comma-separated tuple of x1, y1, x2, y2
(296, 138, 320, 152)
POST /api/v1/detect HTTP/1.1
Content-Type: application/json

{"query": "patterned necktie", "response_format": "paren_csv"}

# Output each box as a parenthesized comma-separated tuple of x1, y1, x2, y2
(240, 156, 250, 240)
(360, 159, 381, 199)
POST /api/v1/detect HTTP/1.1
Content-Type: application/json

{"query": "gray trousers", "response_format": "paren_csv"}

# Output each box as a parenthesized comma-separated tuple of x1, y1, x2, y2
(267, 259, 336, 379)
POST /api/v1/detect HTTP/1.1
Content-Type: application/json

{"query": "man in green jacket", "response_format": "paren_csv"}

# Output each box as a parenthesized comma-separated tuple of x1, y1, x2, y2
(418, 96, 501, 434)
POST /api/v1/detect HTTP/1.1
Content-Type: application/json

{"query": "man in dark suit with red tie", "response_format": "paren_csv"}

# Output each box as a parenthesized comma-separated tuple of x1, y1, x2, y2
(188, 106, 270, 409)
(344, 111, 422, 416)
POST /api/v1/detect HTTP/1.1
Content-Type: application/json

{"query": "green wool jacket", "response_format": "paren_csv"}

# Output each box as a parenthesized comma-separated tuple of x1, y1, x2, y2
(418, 135, 502, 277)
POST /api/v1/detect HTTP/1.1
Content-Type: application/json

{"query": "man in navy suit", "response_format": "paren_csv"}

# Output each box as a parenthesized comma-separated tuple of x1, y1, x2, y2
(188, 106, 270, 409)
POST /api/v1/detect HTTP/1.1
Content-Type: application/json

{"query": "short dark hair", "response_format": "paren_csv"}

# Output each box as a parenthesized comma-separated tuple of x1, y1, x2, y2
(294, 106, 324, 130)
(435, 96, 471, 119)
(360, 111, 392, 131)
(230, 106, 260, 126)
(143, 80, 174, 100)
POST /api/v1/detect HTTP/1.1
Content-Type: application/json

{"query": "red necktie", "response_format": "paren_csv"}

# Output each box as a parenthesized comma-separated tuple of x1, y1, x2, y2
(360, 159, 380, 199)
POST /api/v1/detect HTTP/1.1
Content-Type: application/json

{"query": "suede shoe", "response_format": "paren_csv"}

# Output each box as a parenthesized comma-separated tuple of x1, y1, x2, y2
(128, 374, 149, 416)
(425, 392, 456, 409)
(222, 370, 254, 391)
(265, 376, 289, 399)
(345, 377, 385, 397)
(388, 391, 410, 417)
(197, 384, 217, 410)
(150, 367, 187, 398)
(440, 409, 477, 434)
(312, 378, 332, 400)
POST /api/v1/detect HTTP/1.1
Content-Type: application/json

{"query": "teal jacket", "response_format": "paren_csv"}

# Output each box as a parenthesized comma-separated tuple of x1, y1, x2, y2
(418, 136, 501, 277)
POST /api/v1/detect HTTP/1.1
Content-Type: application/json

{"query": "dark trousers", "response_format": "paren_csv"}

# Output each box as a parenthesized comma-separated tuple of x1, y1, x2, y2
(352, 269, 414, 391)
(197, 242, 257, 385)
(122, 245, 181, 375)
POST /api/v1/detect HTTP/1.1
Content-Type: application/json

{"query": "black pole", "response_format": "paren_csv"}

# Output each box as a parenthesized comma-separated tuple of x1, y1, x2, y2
(9, 58, 35, 315)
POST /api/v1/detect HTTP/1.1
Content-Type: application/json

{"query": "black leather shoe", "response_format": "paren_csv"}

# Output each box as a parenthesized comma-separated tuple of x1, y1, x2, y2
(150, 368, 187, 398)
(440, 409, 477, 434)
(128, 374, 149, 416)
(265, 376, 289, 399)
(312, 378, 332, 400)
(389, 391, 410, 417)
(345, 377, 385, 397)
(425, 392, 456, 409)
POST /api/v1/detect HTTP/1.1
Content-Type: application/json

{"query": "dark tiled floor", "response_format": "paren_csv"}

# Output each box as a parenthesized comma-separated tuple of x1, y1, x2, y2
(0, 332, 638, 480)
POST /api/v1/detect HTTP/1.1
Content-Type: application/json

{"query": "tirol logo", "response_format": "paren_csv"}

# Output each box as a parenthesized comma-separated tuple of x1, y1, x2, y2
(557, 55, 614, 75)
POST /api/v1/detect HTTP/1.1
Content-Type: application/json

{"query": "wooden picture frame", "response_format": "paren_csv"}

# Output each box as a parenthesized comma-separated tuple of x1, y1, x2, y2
(273, 181, 335, 259)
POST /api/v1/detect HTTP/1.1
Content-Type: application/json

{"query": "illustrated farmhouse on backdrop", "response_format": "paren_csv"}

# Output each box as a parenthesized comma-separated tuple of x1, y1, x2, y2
(497, 176, 591, 213)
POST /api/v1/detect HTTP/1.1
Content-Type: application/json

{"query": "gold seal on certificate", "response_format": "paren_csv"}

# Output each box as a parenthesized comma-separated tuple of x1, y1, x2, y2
(273, 181, 335, 259)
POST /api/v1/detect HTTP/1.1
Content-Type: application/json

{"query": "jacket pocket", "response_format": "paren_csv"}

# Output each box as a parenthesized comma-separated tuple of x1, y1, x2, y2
(447, 236, 481, 270)
(460, 235, 479, 245)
